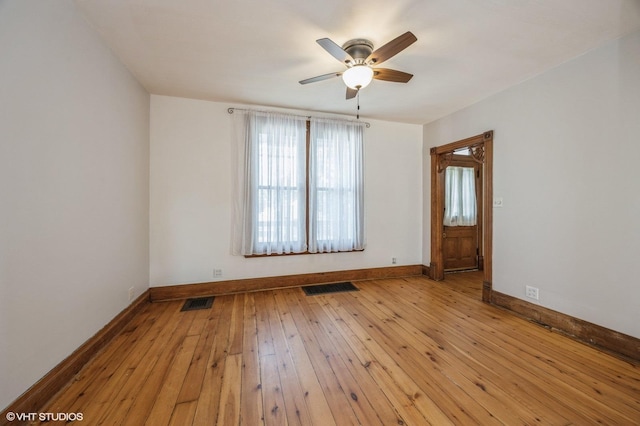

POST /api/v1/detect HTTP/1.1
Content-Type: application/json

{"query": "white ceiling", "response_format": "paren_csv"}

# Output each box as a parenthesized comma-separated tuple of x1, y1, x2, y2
(75, 0, 640, 124)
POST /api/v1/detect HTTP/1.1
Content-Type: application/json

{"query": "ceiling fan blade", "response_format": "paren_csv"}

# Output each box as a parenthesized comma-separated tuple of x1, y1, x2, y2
(373, 68, 413, 83)
(299, 71, 342, 85)
(366, 31, 417, 65)
(346, 87, 358, 99)
(317, 38, 355, 65)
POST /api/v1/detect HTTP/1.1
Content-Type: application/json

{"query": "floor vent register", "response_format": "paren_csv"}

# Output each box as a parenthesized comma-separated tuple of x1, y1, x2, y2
(302, 282, 359, 296)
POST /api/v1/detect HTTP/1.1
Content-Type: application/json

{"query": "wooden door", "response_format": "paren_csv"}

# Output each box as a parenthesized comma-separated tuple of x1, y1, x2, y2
(442, 157, 481, 271)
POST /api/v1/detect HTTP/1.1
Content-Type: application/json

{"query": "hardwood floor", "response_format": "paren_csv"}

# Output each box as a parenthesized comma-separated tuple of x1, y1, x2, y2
(38, 273, 640, 425)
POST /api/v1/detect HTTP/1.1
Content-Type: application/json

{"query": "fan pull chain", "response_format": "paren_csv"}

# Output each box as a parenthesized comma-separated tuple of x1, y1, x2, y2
(357, 90, 360, 120)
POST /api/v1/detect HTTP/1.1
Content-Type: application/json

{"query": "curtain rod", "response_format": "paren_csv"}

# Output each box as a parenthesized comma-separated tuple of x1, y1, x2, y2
(227, 107, 371, 128)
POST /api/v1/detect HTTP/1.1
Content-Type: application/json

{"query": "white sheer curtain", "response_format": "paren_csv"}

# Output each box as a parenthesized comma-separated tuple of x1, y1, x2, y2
(443, 166, 477, 226)
(309, 118, 365, 253)
(231, 110, 307, 255)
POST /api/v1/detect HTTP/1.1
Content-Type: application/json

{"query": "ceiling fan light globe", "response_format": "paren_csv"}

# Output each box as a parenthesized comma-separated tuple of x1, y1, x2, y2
(342, 65, 374, 90)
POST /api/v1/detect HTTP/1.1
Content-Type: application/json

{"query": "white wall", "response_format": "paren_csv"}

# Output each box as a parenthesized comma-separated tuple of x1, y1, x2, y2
(423, 30, 640, 338)
(0, 1, 150, 409)
(150, 95, 423, 287)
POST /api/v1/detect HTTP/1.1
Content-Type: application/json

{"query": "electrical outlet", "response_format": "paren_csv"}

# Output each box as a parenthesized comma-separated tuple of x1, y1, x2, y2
(525, 285, 539, 300)
(392, 257, 397, 264)
(128, 287, 135, 301)
(493, 197, 504, 208)
(213, 269, 223, 278)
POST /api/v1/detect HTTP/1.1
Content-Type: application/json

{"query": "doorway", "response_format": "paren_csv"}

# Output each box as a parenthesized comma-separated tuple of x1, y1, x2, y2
(429, 131, 493, 302)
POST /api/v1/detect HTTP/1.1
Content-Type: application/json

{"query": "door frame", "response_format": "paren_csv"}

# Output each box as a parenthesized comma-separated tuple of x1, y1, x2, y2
(430, 131, 493, 302)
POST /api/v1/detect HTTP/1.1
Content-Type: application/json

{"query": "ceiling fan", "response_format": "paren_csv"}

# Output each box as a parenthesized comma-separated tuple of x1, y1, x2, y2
(299, 31, 417, 99)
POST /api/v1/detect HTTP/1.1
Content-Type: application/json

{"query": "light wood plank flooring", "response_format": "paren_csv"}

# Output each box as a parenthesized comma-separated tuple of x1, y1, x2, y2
(39, 272, 640, 425)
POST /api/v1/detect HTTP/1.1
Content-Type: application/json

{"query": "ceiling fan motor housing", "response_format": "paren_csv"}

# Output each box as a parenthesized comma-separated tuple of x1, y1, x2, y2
(342, 39, 373, 65)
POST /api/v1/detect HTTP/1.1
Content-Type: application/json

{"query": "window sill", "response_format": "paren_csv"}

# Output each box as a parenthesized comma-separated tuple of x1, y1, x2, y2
(244, 249, 364, 258)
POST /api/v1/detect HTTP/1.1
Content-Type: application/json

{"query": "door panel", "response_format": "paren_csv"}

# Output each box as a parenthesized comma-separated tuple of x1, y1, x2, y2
(443, 226, 478, 270)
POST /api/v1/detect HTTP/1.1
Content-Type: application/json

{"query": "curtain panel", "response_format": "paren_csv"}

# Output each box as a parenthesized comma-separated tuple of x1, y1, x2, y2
(443, 166, 477, 226)
(232, 110, 307, 255)
(309, 118, 365, 253)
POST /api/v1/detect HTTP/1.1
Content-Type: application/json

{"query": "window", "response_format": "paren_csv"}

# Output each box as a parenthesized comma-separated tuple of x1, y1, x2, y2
(443, 166, 477, 226)
(232, 110, 365, 256)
